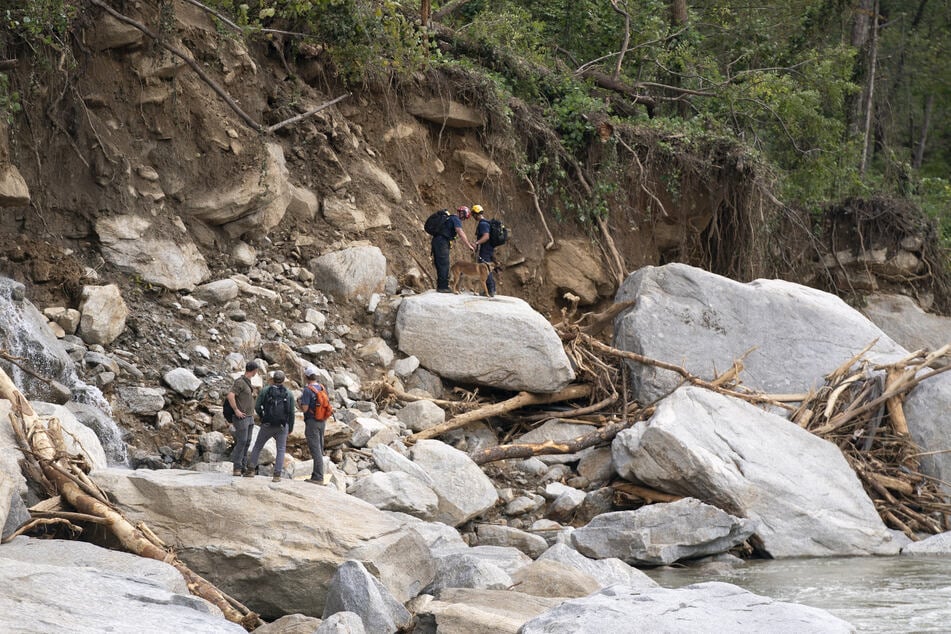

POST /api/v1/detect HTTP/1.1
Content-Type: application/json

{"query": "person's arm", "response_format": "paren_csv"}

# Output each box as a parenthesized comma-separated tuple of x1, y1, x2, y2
(299, 387, 312, 413)
(475, 222, 489, 246)
(227, 390, 244, 419)
(254, 387, 267, 418)
(455, 226, 475, 251)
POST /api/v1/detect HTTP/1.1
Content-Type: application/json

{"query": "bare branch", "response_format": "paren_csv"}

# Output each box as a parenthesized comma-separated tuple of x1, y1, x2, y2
(608, 0, 631, 81)
(266, 93, 351, 133)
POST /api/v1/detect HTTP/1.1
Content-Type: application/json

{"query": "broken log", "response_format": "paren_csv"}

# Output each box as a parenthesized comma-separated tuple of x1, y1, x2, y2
(611, 482, 682, 505)
(407, 384, 593, 443)
(472, 414, 639, 465)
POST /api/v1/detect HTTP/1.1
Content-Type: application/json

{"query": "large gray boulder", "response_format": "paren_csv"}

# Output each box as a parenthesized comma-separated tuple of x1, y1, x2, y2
(396, 294, 574, 393)
(612, 386, 901, 557)
(347, 471, 440, 520)
(518, 582, 854, 633)
(862, 294, 951, 361)
(426, 551, 513, 593)
(183, 142, 293, 238)
(508, 559, 601, 598)
(90, 468, 434, 619)
(0, 537, 242, 633)
(311, 245, 387, 301)
(96, 215, 210, 291)
(901, 530, 951, 555)
(904, 372, 951, 493)
(569, 498, 756, 566)
(614, 263, 906, 402)
(409, 440, 499, 527)
(322, 560, 411, 634)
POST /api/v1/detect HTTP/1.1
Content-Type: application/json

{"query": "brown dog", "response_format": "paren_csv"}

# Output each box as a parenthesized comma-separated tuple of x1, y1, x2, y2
(451, 260, 500, 296)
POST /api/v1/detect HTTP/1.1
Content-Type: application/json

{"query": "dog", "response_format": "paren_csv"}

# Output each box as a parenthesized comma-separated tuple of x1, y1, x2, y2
(450, 260, 502, 296)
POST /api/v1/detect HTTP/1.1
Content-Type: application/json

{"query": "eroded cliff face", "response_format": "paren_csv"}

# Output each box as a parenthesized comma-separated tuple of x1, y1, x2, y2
(0, 0, 757, 322)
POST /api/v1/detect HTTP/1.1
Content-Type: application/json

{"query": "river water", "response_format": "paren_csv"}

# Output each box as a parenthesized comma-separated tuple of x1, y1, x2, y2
(645, 555, 951, 632)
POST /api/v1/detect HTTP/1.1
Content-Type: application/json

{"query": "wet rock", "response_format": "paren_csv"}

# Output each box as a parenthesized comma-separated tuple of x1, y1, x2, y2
(520, 582, 853, 633)
(570, 498, 757, 566)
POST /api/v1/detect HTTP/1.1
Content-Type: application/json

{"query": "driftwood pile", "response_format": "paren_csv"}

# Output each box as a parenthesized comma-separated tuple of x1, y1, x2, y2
(793, 342, 951, 537)
(0, 367, 263, 631)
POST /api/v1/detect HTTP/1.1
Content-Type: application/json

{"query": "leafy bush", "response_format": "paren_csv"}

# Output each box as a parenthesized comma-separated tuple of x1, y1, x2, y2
(205, 0, 430, 84)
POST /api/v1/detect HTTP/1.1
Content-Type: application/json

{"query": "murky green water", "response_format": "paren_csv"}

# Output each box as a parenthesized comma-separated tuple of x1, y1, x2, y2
(645, 556, 951, 632)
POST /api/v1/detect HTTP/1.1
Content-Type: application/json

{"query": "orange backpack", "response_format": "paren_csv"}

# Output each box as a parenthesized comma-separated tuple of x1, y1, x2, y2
(306, 384, 334, 421)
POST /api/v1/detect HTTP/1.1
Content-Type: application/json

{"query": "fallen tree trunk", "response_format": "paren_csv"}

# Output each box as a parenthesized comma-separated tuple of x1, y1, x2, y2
(473, 412, 645, 465)
(407, 384, 593, 443)
(0, 367, 262, 631)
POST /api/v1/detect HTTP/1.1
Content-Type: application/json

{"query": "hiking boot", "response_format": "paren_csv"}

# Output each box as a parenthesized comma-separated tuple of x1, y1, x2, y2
(242, 467, 255, 477)
(272, 474, 281, 483)
(436, 288, 452, 293)
(232, 468, 242, 477)
(488, 292, 496, 297)
(306, 477, 324, 485)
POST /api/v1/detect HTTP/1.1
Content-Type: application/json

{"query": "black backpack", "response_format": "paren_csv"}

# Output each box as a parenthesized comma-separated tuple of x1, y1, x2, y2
(222, 395, 236, 423)
(424, 209, 452, 237)
(261, 385, 292, 426)
(488, 219, 509, 246)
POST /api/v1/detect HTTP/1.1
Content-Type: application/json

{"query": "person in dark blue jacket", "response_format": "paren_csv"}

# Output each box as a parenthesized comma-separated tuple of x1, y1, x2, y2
(471, 204, 497, 297)
(432, 206, 476, 292)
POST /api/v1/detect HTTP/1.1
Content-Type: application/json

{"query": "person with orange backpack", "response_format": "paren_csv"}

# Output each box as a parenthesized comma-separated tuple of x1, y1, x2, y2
(298, 366, 334, 485)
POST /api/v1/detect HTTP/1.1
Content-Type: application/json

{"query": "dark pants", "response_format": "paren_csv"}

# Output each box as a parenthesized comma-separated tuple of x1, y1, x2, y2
(248, 423, 288, 476)
(305, 418, 326, 481)
(229, 416, 254, 470)
(432, 236, 451, 290)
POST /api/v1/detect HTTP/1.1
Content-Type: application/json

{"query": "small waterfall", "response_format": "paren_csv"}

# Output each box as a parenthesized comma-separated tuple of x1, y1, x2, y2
(0, 280, 128, 465)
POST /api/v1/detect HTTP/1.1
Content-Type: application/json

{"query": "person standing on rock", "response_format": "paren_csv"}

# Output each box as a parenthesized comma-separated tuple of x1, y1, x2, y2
(298, 366, 333, 485)
(432, 205, 476, 293)
(244, 370, 294, 482)
(227, 361, 258, 476)
(471, 204, 497, 297)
